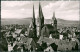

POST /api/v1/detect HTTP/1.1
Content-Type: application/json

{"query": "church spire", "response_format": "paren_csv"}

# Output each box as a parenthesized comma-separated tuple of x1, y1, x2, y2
(32, 4, 36, 27)
(39, 2, 44, 28)
(39, 2, 41, 21)
(53, 12, 57, 24)
(28, 4, 37, 38)
(52, 11, 55, 20)
(53, 12, 57, 31)
(53, 12, 55, 18)
(51, 11, 57, 29)
(32, 4, 37, 38)
(38, 2, 44, 38)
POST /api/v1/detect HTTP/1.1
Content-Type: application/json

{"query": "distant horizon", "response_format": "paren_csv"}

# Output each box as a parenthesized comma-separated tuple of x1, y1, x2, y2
(1, 17, 79, 21)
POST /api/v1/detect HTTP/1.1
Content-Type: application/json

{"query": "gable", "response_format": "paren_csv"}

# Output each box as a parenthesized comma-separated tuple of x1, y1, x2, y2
(41, 26, 49, 37)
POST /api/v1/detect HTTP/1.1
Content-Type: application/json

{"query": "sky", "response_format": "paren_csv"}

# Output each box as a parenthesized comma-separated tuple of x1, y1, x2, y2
(1, 1, 79, 21)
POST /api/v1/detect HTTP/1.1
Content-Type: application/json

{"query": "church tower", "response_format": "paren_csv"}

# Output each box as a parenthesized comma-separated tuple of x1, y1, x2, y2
(32, 4, 37, 38)
(28, 4, 37, 38)
(51, 12, 58, 39)
(51, 12, 57, 31)
(37, 2, 44, 38)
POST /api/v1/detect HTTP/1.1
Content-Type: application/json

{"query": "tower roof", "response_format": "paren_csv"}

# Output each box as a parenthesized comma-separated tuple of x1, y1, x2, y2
(52, 12, 57, 21)
(53, 12, 55, 17)
(37, 2, 44, 26)
(32, 4, 36, 24)
(39, 2, 44, 19)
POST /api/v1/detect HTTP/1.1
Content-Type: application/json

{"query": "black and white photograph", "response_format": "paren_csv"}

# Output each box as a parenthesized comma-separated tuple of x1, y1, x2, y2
(0, 0, 80, 52)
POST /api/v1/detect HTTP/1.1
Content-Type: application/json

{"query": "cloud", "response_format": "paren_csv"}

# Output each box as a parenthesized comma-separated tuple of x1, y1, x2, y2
(1, 1, 32, 10)
(56, 10, 79, 20)
(1, 1, 79, 21)
(58, 1, 79, 11)
(1, 1, 31, 7)
(1, 9, 33, 18)
(1, 1, 33, 18)
(41, 1, 79, 21)
(42, 1, 63, 19)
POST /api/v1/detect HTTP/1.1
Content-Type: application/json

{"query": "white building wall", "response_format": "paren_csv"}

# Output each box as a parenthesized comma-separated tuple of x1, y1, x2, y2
(37, 26, 39, 37)
(8, 44, 13, 51)
(49, 34, 52, 38)
(59, 35, 63, 40)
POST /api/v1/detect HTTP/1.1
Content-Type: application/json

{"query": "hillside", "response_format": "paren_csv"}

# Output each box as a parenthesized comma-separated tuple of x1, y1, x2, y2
(1, 18, 79, 28)
(1, 18, 32, 25)
(45, 18, 79, 27)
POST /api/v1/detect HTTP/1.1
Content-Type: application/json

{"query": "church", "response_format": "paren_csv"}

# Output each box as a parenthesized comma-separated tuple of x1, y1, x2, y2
(28, 2, 59, 39)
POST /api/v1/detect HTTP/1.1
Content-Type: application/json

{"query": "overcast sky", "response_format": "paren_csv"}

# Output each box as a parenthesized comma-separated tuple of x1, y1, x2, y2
(1, 1, 79, 21)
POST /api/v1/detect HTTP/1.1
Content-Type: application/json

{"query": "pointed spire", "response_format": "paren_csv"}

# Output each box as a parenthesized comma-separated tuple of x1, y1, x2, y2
(32, 4, 36, 26)
(39, 2, 43, 18)
(39, 2, 41, 19)
(53, 12, 55, 18)
(38, 2, 44, 38)
(32, 4, 37, 38)
(33, 4, 35, 18)
(32, 4, 36, 29)
(39, 2, 44, 28)
(28, 4, 37, 38)
(51, 11, 57, 26)
(52, 11, 55, 19)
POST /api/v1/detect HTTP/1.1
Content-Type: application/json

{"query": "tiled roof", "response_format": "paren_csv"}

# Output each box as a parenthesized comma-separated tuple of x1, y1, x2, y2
(1, 30, 6, 32)
(20, 37, 32, 44)
(43, 24, 54, 34)
(16, 42, 23, 47)
(16, 37, 33, 50)
(37, 37, 55, 45)
(38, 37, 77, 50)
(12, 33, 17, 38)
(15, 29, 22, 34)
(44, 24, 54, 29)
(19, 37, 34, 50)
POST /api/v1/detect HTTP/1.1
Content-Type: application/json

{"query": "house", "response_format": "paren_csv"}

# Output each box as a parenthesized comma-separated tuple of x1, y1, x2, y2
(37, 37, 78, 51)
(13, 42, 23, 51)
(37, 37, 55, 46)
(19, 37, 37, 51)
(15, 29, 22, 35)
(8, 43, 13, 51)
(12, 33, 17, 38)
(44, 46, 54, 52)
(57, 40, 78, 51)
(25, 31, 28, 36)
(59, 34, 63, 40)
(44, 43, 58, 52)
